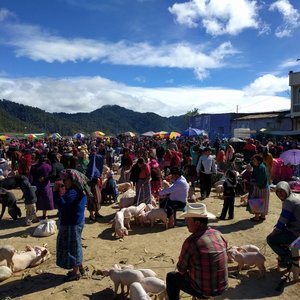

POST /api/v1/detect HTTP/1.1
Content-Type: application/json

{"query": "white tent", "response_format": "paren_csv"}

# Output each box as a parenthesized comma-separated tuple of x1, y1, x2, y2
(141, 131, 155, 137)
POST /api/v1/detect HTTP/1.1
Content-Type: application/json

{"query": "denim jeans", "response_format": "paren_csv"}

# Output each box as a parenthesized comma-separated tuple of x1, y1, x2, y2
(166, 272, 204, 300)
(266, 228, 297, 265)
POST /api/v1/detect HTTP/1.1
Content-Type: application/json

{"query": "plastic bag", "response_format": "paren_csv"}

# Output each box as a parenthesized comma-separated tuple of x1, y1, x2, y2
(33, 219, 57, 237)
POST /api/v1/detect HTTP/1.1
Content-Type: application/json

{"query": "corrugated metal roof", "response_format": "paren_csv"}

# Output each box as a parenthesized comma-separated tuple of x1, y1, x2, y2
(234, 113, 280, 120)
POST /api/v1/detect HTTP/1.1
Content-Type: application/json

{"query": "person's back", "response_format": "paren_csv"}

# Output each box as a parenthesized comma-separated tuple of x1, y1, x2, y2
(166, 203, 228, 300)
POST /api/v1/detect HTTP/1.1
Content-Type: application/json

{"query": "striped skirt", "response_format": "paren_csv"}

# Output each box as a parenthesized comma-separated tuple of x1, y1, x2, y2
(56, 223, 84, 270)
(249, 185, 270, 215)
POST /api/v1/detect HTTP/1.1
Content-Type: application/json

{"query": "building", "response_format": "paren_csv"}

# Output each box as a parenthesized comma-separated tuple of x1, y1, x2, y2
(289, 70, 300, 130)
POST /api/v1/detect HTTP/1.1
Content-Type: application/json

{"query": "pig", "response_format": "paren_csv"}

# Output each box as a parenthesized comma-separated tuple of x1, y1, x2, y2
(227, 248, 266, 277)
(227, 244, 260, 263)
(141, 276, 168, 300)
(130, 282, 151, 300)
(113, 210, 128, 238)
(113, 264, 157, 278)
(0, 245, 15, 269)
(11, 245, 51, 272)
(102, 268, 145, 298)
(119, 189, 136, 208)
(117, 182, 133, 193)
(143, 208, 168, 229)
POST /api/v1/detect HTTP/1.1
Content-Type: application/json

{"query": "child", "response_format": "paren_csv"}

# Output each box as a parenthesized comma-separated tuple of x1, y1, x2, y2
(101, 170, 119, 203)
(218, 169, 237, 220)
(22, 178, 39, 226)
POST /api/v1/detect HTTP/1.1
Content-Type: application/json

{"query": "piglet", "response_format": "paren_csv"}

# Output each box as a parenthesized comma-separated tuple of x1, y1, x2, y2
(130, 282, 151, 300)
(141, 276, 168, 300)
(227, 248, 266, 277)
(102, 268, 144, 298)
(11, 245, 51, 272)
(144, 208, 168, 229)
(113, 210, 128, 238)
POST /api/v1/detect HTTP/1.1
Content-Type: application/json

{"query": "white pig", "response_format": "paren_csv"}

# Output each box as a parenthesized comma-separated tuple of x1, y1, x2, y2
(144, 208, 168, 229)
(102, 268, 144, 298)
(130, 282, 151, 300)
(141, 276, 168, 300)
(227, 248, 266, 277)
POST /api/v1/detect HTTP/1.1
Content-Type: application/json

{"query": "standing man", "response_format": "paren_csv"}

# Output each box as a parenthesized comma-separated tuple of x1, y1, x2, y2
(166, 203, 228, 299)
(196, 147, 216, 200)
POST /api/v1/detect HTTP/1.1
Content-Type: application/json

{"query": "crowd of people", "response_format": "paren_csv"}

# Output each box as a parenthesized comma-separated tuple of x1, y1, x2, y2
(1, 133, 300, 297)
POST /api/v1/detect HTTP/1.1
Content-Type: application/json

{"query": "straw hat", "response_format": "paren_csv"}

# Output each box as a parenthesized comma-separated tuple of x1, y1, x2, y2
(180, 203, 216, 219)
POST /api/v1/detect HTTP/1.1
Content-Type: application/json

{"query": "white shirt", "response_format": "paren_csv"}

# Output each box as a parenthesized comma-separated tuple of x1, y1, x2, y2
(159, 175, 189, 203)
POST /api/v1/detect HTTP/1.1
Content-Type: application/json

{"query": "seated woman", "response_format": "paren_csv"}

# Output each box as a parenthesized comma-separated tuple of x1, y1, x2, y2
(267, 181, 300, 268)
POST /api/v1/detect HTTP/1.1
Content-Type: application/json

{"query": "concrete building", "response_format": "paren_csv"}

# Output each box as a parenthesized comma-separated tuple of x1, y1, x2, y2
(289, 70, 300, 130)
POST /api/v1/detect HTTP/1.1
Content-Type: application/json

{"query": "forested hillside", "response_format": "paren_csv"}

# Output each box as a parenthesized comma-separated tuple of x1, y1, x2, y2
(0, 99, 186, 135)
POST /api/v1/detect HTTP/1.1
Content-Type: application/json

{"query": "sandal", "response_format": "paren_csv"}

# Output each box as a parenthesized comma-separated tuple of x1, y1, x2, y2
(250, 217, 261, 222)
(67, 267, 86, 276)
(64, 272, 80, 282)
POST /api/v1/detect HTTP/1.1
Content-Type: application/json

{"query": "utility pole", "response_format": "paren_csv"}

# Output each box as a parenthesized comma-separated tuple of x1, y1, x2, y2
(236, 105, 239, 113)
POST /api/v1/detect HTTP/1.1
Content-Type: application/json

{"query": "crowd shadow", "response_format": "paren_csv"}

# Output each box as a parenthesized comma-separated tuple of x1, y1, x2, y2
(0, 272, 65, 298)
(212, 219, 257, 234)
(0, 225, 35, 239)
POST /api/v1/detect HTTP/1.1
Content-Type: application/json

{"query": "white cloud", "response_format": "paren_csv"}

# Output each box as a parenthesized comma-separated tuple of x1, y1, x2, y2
(169, 0, 259, 36)
(243, 74, 289, 96)
(0, 15, 237, 81)
(269, 0, 300, 37)
(0, 74, 290, 117)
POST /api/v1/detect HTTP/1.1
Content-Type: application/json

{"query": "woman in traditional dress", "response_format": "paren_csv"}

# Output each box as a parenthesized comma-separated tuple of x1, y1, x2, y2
(248, 154, 270, 222)
(53, 169, 91, 281)
(135, 157, 151, 204)
(29, 153, 54, 219)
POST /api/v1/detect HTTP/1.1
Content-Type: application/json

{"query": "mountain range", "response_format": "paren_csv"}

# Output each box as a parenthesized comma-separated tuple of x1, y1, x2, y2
(0, 99, 187, 136)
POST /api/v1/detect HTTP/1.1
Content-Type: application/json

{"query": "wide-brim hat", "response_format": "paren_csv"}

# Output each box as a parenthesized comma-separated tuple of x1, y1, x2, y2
(180, 203, 216, 219)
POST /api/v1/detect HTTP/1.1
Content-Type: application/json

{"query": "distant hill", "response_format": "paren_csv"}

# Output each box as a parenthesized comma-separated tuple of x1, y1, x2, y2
(0, 99, 187, 136)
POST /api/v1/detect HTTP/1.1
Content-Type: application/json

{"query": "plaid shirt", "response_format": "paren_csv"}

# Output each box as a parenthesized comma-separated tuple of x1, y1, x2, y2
(177, 227, 228, 296)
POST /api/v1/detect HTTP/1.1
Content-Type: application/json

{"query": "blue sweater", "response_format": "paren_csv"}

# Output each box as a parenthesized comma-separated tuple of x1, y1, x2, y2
(54, 187, 87, 226)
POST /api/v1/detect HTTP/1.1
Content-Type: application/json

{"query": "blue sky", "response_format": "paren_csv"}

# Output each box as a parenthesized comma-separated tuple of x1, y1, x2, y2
(0, 0, 300, 117)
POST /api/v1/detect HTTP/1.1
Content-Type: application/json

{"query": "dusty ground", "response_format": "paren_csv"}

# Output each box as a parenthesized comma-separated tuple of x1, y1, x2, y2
(0, 187, 299, 300)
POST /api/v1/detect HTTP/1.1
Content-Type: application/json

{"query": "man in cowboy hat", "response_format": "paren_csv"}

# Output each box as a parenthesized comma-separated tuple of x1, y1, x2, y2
(166, 203, 228, 299)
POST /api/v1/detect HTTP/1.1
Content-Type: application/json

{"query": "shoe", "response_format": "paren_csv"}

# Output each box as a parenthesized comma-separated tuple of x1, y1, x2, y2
(259, 216, 266, 221)
(250, 217, 261, 222)
(89, 216, 96, 222)
(67, 267, 86, 276)
(228, 217, 234, 220)
(217, 216, 225, 220)
(64, 272, 80, 282)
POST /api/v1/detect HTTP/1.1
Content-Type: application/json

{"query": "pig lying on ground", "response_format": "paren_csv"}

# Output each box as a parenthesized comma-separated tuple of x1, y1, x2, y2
(102, 267, 144, 298)
(0, 245, 15, 269)
(141, 276, 168, 300)
(130, 282, 151, 300)
(117, 182, 133, 193)
(11, 245, 51, 272)
(119, 189, 136, 208)
(227, 248, 266, 277)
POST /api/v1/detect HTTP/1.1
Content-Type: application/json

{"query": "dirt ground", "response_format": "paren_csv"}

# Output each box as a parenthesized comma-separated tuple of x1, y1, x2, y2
(0, 187, 299, 300)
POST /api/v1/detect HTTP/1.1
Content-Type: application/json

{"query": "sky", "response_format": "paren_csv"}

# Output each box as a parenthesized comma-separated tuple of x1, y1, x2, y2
(0, 0, 300, 117)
